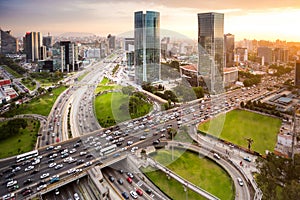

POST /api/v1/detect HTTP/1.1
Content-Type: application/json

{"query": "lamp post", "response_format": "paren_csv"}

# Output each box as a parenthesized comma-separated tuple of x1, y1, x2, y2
(183, 185, 188, 200)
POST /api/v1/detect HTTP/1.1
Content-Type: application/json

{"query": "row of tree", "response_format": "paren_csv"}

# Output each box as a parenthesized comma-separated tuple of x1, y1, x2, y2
(269, 64, 292, 77)
(0, 55, 27, 75)
(0, 118, 28, 140)
(238, 71, 262, 87)
(240, 100, 282, 117)
(256, 153, 300, 200)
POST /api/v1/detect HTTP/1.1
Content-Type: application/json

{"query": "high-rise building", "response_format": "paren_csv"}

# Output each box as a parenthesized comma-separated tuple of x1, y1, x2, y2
(134, 11, 161, 84)
(60, 41, 78, 72)
(107, 34, 116, 50)
(257, 46, 273, 64)
(124, 38, 134, 51)
(0, 29, 18, 54)
(235, 47, 248, 62)
(224, 33, 234, 67)
(198, 12, 224, 93)
(24, 32, 42, 62)
(295, 61, 300, 87)
(273, 48, 289, 63)
(43, 34, 53, 50)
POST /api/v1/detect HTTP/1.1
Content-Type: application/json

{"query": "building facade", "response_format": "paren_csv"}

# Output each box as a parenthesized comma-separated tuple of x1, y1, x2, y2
(60, 41, 79, 72)
(257, 46, 273, 64)
(295, 61, 300, 87)
(134, 11, 161, 84)
(24, 32, 42, 62)
(43, 35, 53, 50)
(235, 47, 248, 62)
(0, 29, 18, 54)
(198, 12, 225, 94)
(224, 33, 234, 67)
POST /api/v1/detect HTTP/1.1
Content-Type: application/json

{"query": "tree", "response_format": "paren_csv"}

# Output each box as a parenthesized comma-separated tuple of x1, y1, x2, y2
(240, 101, 245, 108)
(121, 86, 135, 95)
(245, 138, 254, 151)
(193, 86, 204, 99)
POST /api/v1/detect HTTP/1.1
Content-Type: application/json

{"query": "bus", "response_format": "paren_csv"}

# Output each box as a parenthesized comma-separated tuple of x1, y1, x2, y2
(100, 144, 117, 156)
(16, 150, 39, 163)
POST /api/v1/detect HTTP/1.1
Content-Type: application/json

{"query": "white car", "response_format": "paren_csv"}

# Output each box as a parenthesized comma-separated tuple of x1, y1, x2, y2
(37, 184, 47, 191)
(48, 162, 57, 168)
(25, 165, 34, 172)
(32, 159, 40, 165)
(40, 173, 50, 179)
(80, 151, 87, 156)
(84, 161, 92, 167)
(237, 177, 244, 186)
(74, 193, 80, 200)
(130, 190, 138, 199)
(54, 145, 61, 150)
(55, 164, 63, 170)
(50, 153, 57, 158)
(6, 180, 17, 188)
(69, 148, 77, 154)
(68, 168, 75, 174)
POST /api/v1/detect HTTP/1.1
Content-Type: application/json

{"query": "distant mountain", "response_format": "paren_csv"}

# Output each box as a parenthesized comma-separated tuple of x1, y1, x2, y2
(58, 32, 96, 37)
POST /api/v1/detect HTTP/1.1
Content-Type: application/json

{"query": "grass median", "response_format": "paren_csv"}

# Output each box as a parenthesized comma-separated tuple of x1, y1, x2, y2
(198, 109, 281, 155)
(144, 149, 234, 200)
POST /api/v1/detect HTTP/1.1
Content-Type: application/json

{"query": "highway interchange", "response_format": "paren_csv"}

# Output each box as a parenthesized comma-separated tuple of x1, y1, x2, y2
(0, 52, 273, 200)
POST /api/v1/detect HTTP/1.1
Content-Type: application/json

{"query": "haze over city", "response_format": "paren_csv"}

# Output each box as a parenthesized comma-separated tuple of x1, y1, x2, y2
(1, 0, 300, 41)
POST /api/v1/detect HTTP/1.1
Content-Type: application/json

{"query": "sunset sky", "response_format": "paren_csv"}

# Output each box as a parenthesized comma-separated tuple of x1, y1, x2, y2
(1, 0, 300, 41)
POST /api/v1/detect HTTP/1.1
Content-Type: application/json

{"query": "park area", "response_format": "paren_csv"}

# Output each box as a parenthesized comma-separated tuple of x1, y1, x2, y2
(2, 86, 67, 117)
(142, 149, 234, 200)
(198, 109, 282, 155)
(94, 78, 152, 127)
(0, 119, 40, 159)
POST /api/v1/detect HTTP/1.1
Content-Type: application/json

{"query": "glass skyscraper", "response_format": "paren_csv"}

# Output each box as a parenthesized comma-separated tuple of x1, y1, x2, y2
(134, 11, 160, 84)
(198, 12, 224, 94)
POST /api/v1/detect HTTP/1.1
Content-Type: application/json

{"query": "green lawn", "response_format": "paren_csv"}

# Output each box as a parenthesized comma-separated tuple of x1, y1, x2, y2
(0, 119, 40, 159)
(21, 78, 36, 91)
(94, 77, 121, 94)
(77, 72, 89, 82)
(95, 92, 152, 127)
(2, 86, 68, 117)
(148, 149, 234, 200)
(198, 109, 282, 155)
(142, 166, 205, 200)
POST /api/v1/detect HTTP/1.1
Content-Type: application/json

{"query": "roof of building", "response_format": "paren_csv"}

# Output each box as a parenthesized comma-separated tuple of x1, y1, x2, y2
(180, 65, 197, 72)
(278, 97, 293, 104)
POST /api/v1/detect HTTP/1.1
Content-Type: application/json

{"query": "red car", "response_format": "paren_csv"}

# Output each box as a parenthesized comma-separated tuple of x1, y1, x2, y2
(126, 177, 132, 184)
(136, 189, 143, 196)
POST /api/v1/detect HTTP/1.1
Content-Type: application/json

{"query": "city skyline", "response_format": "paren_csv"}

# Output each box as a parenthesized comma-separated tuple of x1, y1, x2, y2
(1, 0, 300, 42)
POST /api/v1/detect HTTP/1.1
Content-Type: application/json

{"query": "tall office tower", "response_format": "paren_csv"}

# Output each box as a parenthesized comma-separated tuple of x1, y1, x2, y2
(134, 11, 161, 84)
(24, 32, 42, 62)
(295, 61, 300, 87)
(0, 29, 18, 54)
(198, 12, 225, 94)
(107, 34, 116, 50)
(274, 48, 289, 63)
(224, 33, 234, 67)
(124, 38, 134, 51)
(40, 46, 47, 60)
(235, 47, 248, 62)
(60, 41, 78, 72)
(43, 34, 53, 50)
(257, 46, 273, 64)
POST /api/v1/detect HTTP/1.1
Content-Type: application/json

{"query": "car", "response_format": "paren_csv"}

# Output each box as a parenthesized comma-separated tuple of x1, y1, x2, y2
(130, 190, 138, 199)
(145, 188, 152, 194)
(22, 189, 32, 196)
(136, 188, 143, 196)
(40, 173, 50, 179)
(127, 172, 134, 178)
(37, 184, 47, 191)
(50, 153, 58, 158)
(118, 169, 124, 174)
(50, 177, 60, 184)
(127, 141, 133, 146)
(117, 178, 123, 185)
(74, 193, 80, 200)
(77, 159, 85, 165)
(152, 140, 160, 145)
(213, 153, 221, 160)
(108, 175, 115, 182)
(69, 148, 77, 154)
(23, 178, 33, 185)
(55, 164, 63, 170)
(75, 168, 82, 173)
(127, 177, 132, 184)
(47, 158, 55, 163)
(84, 161, 92, 167)
(32, 159, 40, 165)
(54, 145, 61, 150)
(8, 184, 19, 192)
(79, 151, 87, 156)
(48, 162, 57, 168)
(67, 168, 75, 174)
(7, 180, 17, 188)
(2, 193, 15, 200)
(140, 135, 146, 140)
(244, 156, 252, 162)
(61, 153, 69, 158)
(55, 188, 60, 195)
(122, 192, 129, 199)
(46, 146, 54, 150)
(237, 177, 244, 186)
(12, 166, 21, 173)
(25, 166, 34, 172)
